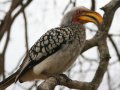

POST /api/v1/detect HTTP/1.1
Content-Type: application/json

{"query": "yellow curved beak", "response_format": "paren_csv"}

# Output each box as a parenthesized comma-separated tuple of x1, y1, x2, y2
(79, 11, 103, 28)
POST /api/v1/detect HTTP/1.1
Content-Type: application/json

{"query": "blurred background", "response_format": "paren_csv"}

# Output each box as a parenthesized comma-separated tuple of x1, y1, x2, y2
(0, 0, 120, 90)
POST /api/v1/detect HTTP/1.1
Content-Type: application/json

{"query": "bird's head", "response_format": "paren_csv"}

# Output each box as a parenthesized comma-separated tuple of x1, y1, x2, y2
(60, 6, 103, 28)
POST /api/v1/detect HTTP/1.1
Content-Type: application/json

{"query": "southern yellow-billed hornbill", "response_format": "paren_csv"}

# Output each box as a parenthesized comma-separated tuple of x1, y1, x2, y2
(0, 6, 102, 89)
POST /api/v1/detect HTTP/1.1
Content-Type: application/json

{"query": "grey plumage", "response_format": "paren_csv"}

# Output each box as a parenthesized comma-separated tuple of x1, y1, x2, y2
(16, 24, 86, 82)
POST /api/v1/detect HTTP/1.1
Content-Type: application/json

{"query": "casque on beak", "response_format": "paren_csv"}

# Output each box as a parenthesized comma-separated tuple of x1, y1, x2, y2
(79, 11, 103, 29)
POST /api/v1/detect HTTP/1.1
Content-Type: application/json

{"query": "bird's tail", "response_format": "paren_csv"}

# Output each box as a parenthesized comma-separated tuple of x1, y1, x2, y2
(0, 70, 19, 90)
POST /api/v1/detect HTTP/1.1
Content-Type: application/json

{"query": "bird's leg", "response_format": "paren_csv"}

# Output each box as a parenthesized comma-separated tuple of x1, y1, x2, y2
(19, 79, 23, 83)
(50, 74, 71, 84)
(59, 74, 72, 82)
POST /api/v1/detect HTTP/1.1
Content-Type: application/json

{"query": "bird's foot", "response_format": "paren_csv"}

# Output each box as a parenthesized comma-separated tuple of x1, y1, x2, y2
(19, 79, 24, 83)
(59, 74, 72, 82)
(50, 74, 71, 84)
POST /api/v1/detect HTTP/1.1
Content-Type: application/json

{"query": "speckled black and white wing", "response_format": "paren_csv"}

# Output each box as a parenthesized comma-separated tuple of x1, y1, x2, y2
(15, 27, 75, 80)
(30, 27, 75, 61)
(29, 27, 74, 62)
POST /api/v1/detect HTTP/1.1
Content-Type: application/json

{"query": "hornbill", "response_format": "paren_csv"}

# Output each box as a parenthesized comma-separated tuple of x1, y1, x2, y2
(0, 6, 103, 90)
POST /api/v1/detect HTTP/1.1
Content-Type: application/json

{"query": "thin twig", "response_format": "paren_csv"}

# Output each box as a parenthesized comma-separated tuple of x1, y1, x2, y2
(22, 4, 29, 52)
(91, 0, 96, 11)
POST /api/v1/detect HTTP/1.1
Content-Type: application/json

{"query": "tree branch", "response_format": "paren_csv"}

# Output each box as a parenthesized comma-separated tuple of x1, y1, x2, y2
(0, 0, 32, 42)
(91, 0, 96, 11)
(108, 35, 120, 61)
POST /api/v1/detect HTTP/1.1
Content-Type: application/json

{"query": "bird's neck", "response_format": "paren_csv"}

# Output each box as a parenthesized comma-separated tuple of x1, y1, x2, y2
(60, 23, 86, 48)
(69, 23, 86, 46)
(61, 22, 84, 28)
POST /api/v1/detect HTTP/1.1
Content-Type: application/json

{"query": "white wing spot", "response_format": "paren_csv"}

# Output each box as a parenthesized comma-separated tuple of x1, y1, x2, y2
(52, 44, 56, 48)
(42, 47, 46, 53)
(59, 38, 63, 43)
(58, 35, 62, 39)
(55, 39, 59, 42)
(48, 44, 52, 50)
(35, 47, 40, 52)
(44, 40, 49, 45)
(44, 36, 48, 40)
(41, 41, 44, 46)
(36, 53, 43, 60)
(31, 53, 36, 60)
(37, 42, 40, 47)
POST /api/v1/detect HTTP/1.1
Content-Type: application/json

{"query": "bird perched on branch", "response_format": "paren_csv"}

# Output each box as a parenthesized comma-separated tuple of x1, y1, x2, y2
(0, 6, 102, 90)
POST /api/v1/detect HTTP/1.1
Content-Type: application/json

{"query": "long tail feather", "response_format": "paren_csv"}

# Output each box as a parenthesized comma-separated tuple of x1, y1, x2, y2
(0, 70, 19, 90)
